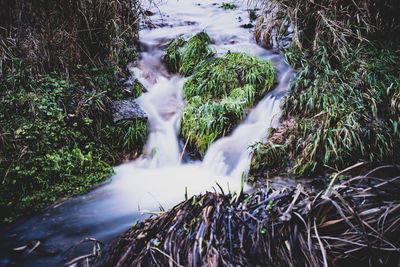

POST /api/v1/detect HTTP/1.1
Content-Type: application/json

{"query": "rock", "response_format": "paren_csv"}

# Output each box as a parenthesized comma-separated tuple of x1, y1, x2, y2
(112, 100, 148, 123)
(240, 23, 253, 29)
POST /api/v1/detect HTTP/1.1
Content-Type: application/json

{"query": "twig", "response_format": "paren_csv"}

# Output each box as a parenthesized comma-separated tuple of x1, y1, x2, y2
(65, 253, 92, 266)
(314, 219, 328, 267)
(27, 241, 40, 255)
(179, 131, 191, 164)
(324, 162, 366, 196)
(150, 247, 184, 267)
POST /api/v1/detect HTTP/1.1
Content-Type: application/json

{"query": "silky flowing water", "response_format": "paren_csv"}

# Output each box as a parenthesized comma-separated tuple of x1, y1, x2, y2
(0, 1, 293, 266)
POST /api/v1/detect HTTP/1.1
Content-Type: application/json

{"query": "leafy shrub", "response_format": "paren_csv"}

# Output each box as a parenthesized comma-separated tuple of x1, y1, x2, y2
(0, 61, 147, 221)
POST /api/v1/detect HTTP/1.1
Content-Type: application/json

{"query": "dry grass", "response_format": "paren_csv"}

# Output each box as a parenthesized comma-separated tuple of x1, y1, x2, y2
(95, 166, 400, 266)
(0, 0, 140, 76)
(255, 0, 400, 52)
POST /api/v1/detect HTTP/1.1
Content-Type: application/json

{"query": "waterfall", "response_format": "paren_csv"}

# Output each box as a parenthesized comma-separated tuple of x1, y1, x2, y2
(0, 1, 294, 265)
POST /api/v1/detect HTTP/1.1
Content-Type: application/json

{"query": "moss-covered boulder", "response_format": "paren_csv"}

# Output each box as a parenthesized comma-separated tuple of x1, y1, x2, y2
(181, 52, 275, 155)
(162, 32, 214, 76)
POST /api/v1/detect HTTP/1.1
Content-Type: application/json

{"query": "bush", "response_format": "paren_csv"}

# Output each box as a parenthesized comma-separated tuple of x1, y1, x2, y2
(250, 0, 400, 178)
(0, 63, 147, 221)
(0, 0, 145, 221)
(251, 41, 400, 177)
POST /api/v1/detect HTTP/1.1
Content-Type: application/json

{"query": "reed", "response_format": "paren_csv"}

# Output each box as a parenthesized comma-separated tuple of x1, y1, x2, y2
(0, 0, 140, 75)
(96, 166, 400, 266)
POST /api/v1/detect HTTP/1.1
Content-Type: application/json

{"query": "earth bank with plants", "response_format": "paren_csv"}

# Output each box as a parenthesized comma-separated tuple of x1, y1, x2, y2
(95, 0, 400, 266)
(0, 0, 147, 221)
(163, 32, 275, 155)
(1, 0, 400, 265)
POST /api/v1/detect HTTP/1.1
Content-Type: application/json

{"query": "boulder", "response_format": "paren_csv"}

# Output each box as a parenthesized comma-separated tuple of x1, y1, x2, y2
(112, 100, 147, 123)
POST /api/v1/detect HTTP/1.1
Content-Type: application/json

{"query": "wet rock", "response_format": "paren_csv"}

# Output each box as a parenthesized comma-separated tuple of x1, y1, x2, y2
(144, 10, 154, 16)
(112, 100, 147, 123)
(240, 23, 253, 29)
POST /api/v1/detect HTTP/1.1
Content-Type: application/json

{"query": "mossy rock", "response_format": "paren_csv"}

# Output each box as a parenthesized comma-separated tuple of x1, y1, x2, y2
(220, 2, 238, 10)
(162, 32, 214, 76)
(181, 52, 275, 155)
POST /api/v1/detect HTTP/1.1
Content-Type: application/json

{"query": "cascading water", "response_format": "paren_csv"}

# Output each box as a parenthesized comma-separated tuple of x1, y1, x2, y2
(0, 0, 293, 266)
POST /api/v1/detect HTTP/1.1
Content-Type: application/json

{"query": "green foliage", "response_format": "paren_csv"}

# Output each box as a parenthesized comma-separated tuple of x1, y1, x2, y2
(182, 85, 255, 155)
(163, 32, 214, 76)
(181, 52, 275, 155)
(220, 2, 237, 10)
(250, 142, 289, 175)
(251, 0, 400, 178)
(118, 47, 139, 68)
(0, 58, 147, 221)
(103, 119, 147, 152)
(280, 41, 400, 176)
(0, 0, 144, 222)
(183, 52, 274, 100)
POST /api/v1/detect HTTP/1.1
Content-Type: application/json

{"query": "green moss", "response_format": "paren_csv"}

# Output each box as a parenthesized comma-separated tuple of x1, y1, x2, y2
(163, 32, 214, 76)
(181, 52, 275, 155)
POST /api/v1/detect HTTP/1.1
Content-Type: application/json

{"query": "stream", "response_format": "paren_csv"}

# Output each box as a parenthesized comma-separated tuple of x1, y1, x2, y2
(0, 0, 293, 266)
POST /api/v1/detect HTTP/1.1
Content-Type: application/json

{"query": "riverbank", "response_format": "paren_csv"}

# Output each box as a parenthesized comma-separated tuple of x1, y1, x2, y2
(0, 0, 146, 222)
(94, 0, 400, 266)
(250, 0, 400, 179)
(96, 165, 400, 266)
(1, 0, 399, 266)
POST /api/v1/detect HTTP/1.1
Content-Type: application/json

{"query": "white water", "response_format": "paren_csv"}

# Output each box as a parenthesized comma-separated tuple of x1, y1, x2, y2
(0, 1, 293, 266)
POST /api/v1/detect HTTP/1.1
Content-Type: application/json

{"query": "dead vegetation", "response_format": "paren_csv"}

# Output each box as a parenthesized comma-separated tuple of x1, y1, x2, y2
(254, 0, 400, 51)
(0, 0, 140, 76)
(95, 165, 400, 266)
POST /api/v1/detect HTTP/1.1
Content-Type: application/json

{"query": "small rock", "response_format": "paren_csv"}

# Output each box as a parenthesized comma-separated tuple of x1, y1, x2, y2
(240, 23, 253, 29)
(144, 10, 154, 16)
(112, 100, 148, 123)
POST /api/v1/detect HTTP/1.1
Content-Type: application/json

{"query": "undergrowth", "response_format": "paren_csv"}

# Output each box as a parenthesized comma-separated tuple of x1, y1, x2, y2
(251, 41, 400, 177)
(250, 0, 400, 178)
(0, 61, 147, 221)
(0, 0, 146, 221)
(181, 52, 274, 155)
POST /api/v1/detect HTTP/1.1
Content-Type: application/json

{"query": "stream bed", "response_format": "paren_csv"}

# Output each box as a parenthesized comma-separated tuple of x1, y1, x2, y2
(0, 0, 294, 266)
